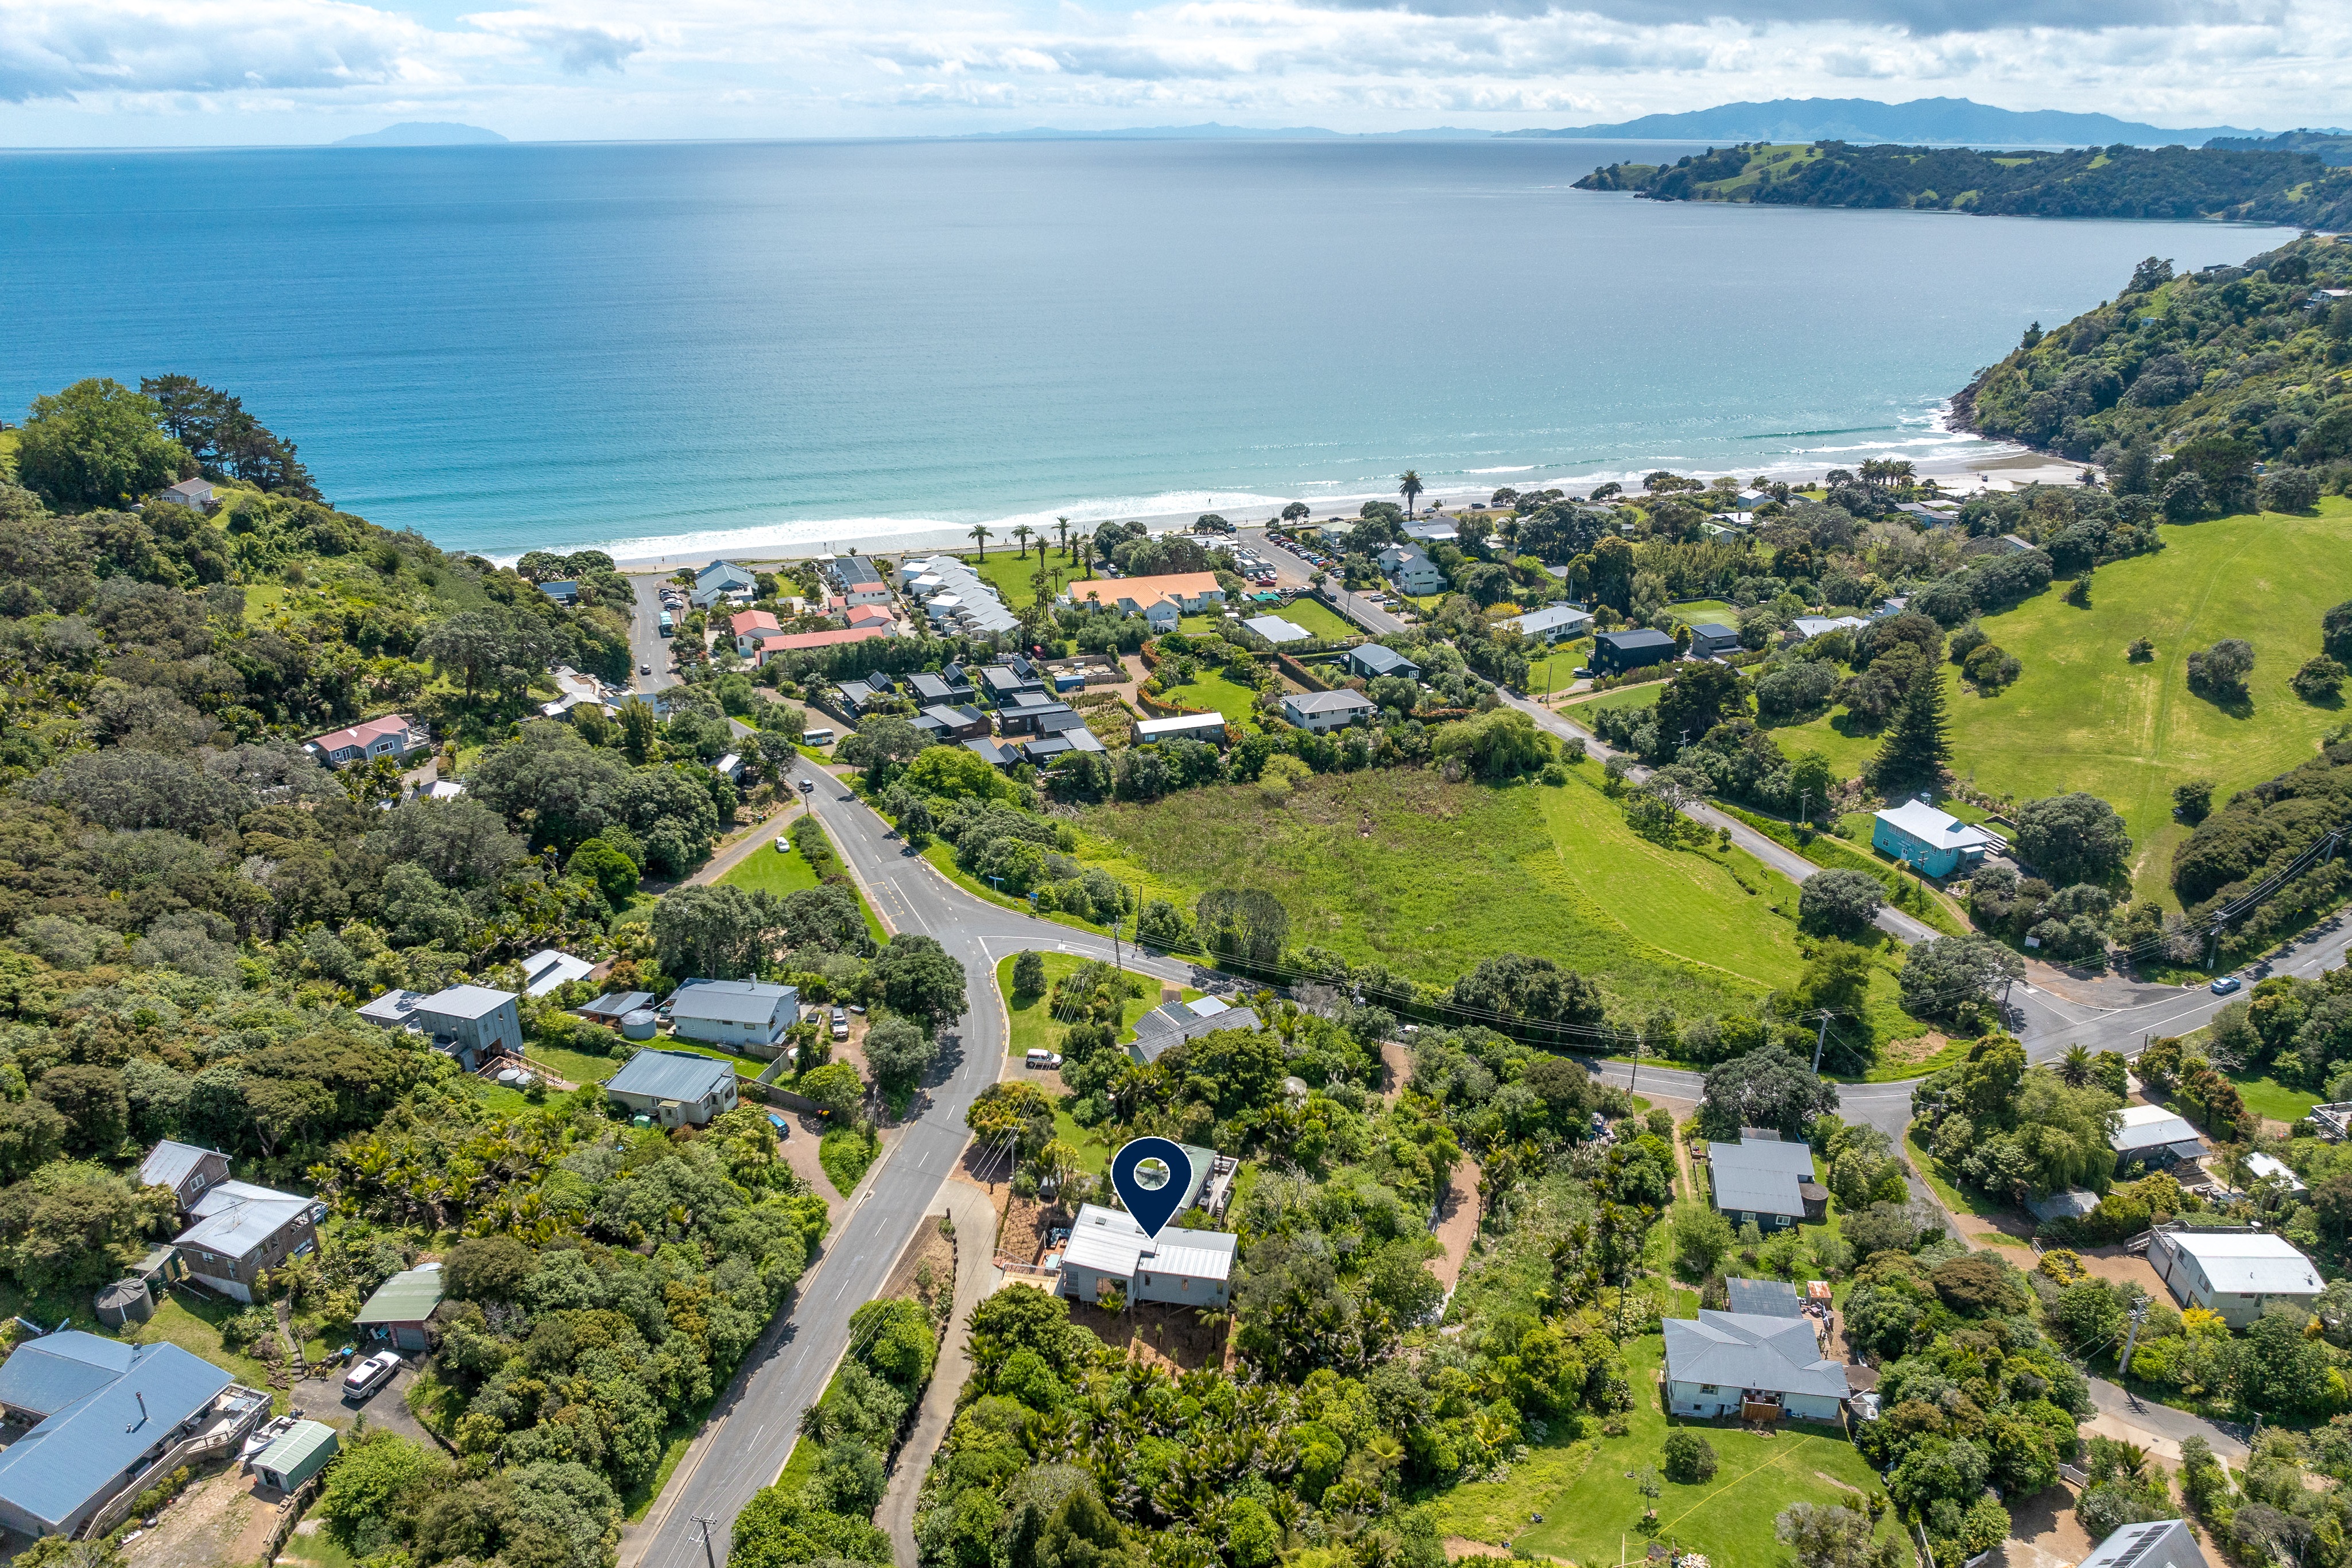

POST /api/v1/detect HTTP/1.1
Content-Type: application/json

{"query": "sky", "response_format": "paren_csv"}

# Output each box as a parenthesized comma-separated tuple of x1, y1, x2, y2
(0, 0, 2344, 147)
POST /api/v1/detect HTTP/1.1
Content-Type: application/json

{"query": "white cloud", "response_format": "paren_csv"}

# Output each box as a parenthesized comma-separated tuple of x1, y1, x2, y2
(0, 0, 2343, 137)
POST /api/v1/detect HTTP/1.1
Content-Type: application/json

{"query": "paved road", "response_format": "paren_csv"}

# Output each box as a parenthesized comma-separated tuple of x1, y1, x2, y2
(1232, 526, 1412, 636)
(623, 723, 2352, 1566)
(629, 574, 680, 696)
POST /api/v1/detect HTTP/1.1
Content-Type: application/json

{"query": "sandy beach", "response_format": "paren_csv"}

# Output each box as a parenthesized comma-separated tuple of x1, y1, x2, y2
(598, 444, 2088, 573)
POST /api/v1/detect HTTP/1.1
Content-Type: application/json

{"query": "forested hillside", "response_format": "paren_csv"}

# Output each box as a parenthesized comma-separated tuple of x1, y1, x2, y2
(1575, 141, 2352, 227)
(1954, 234, 2352, 480)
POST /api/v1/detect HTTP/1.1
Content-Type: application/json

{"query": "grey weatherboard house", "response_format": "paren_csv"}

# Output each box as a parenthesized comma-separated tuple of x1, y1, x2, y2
(605, 1049, 740, 1127)
(1707, 1136, 1826, 1229)
(666, 978, 800, 1055)
(137, 1138, 232, 1213)
(172, 1179, 328, 1302)
(1663, 1310, 1849, 1422)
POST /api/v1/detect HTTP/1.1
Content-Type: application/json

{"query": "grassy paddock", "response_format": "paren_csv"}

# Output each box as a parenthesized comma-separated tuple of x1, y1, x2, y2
(1074, 764, 1816, 1021)
(994, 953, 1196, 1058)
(1770, 500, 2352, 901)
(1431, 1336, 1898, 1564)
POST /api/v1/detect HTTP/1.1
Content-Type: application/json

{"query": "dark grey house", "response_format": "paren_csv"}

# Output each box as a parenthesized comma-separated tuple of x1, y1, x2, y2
(1590, 628, 1678, 676)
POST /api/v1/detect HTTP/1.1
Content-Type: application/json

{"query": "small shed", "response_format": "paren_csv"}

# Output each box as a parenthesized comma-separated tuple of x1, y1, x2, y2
(130, 1244, 185, 1289)
(357, 1265, 447, 1350)
(94, 1278, 153, 1327)
(253, 1420, 339, 1493)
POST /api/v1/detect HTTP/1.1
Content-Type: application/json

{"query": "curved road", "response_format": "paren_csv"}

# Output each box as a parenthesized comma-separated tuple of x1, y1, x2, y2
(626, 736, 2347, 1568)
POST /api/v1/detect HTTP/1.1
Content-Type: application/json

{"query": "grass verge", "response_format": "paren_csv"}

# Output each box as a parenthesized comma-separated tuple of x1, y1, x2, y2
(820, 1126, 879, 1194)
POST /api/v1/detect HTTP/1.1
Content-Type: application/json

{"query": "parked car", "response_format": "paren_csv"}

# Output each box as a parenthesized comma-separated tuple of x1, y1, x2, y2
(1024, 1048, 1063, 1070)
(2211, 975, 2244, 995)
(830, 1008, 850, 1041)
(343, 1350, 402, 1399)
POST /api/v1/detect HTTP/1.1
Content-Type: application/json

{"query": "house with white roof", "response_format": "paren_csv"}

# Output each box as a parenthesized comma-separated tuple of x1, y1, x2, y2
(1663, 1309, 1851, 1421)
(1132, 712, 1229, 747)
(2113, 1104, 2207, 1169)
(1056, 1202, 1237, 1309)
(2148, 1225, 2323, 1327)
(1870, 798, 2004, 878)
(305, 714, 428, 769)
(1505, 604, 1595, 645)
(521, 949, 595, 998)
(2247, 1151, 2305, 1193)
(1789, 615, 1869, 641)
(1242, 614, 1312, 646)
(173, 1180, 328, 1302)
(2078, 1519, 2210, 1568)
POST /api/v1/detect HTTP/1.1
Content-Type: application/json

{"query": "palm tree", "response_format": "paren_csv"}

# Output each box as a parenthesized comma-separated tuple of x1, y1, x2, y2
(2057, 1044, 2094, 1088)
(968, 523, 993, 560)
(1056, 517, 1072, 560)
(1398, 469, 1424, 518)
(1010, 523, 1033, 562)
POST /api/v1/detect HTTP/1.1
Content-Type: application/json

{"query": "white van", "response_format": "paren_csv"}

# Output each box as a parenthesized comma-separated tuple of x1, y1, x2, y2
(803, 727, 836, 747)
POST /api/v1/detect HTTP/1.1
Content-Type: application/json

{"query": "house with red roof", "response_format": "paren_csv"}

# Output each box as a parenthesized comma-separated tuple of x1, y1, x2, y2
(305, 714, 428, 770)
(751, 626, 891, 667)
(731, 609, 784, 658)
(844, 604, 898, 632)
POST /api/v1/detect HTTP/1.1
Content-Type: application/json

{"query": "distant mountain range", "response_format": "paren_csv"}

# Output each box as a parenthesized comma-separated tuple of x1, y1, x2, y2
(951, 123, 1492, 142)
(1502, 97, 2270, 149)
(332, 122, 509, 148)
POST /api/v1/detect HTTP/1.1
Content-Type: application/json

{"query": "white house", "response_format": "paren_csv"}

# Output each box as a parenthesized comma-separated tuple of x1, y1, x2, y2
(1132, 712, 1229, 747)
(825, 557, 894, 608)
(1055, 1202, 1237, 1309)
(1789, 615, 1869, 641)
(1282, 690, 1376, 732)
(605, 1049, 739, 1127)
(520, 949, 595, 998)
(1506, 604, 1594, 645)
(1663, 1310, 1850, 1422)
(158, 476, 220, 511)
(305, 714, 428, 769)
(2247, 1152, 2306, 1193)
(1242, 615, 1312, 646)
(668, 978, 800, 1055)
(2079, 1519, 2210, 1568)
(1375, 545, 1446, 596)
(2148, 1226, 2323, 1327)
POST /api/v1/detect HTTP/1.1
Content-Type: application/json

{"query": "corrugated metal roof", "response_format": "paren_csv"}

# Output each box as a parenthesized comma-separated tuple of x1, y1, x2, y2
(607, 1049, 736, 1103)
(2114, 1104, 2202, 1152)
(1663, 1311, 1848, 1402)
(138, 1140, 220, 1193)
(176, 1181, 319, 1257)
(1708, 1139, 1814, 1217)
(2163, 1229, 2322, 1295)
(1130, 1004, 1261, 1065)
(0, 1341, 231, 1531)
(2079, 1519, 2210, 1568)
(1874, 799, 2001, 851)
(0, 1333, 136, 1418)
(1725, 1278, 1802, 1317)
(357, 1266, 447, 1324)
(522, 951, 595, 998)
(668, 979, 797, 1027)
(1063, 1204, 1236, 1283)
(416, 984, 516, 1022)
(256, 1420, 339, 1478)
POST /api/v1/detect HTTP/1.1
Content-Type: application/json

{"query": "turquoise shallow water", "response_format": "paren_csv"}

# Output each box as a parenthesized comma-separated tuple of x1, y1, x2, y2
(0, 138, 2292, 559)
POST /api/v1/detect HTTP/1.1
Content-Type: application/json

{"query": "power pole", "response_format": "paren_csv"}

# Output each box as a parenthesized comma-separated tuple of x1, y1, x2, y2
(2118, 1298, 2150, 1407)
(1811, 1012, 1831, 1074)
(693, 1518, 720, 1568)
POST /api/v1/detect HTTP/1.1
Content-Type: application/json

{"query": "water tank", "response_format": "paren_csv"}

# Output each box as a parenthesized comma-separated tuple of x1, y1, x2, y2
(621, 1010, 658, 1041)
(95, 1276, 154, 1326)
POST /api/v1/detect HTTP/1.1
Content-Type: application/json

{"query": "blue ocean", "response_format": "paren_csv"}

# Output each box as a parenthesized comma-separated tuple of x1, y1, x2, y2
(0, 138, 2295, 560)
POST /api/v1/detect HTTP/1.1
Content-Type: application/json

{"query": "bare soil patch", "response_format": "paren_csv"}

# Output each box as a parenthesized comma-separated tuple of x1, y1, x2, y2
(1067, 1299, 1233, 1373)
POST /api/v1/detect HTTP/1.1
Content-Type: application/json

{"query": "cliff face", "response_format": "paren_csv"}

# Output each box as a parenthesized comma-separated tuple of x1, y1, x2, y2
(1951, 239, 2352, 489)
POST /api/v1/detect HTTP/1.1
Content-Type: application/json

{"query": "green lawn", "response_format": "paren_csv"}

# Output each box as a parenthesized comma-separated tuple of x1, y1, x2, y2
(1524, 636, 1594, 698)
(2228, 1071, 2321, 1125)
(1156, 668, 1262, 730)
(994, 953, 1198, 1058)
(1666, 600, 1741, 627)
(959, 547, 1075, 608)
(1074, 763, 1818, 1021)
(1719, 805, 1967, 938)
(1272, 597, 1359, 640)
(525, 1042, 625, 1087)
(1773, 500, 2352, 901)
(1430, 1336, 1897, 1565)
(1567, 681, 1664, 716)
(1053, 1108, 1113, 1174)
(717, 831, 824, 898)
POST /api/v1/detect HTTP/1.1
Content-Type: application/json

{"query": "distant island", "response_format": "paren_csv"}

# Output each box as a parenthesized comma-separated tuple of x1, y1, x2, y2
(1506, 96, 2264, 149)
(332, 122, 509, 148)
(2205, 129, 2352, 165)
(1573, 142, 2352, 228)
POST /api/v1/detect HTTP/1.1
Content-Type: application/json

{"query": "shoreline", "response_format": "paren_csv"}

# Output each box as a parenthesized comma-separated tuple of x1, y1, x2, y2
(592, 444, 2087, 573)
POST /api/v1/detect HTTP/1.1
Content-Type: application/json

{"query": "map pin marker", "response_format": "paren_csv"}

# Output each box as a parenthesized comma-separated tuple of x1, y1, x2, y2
(1109, 1136, 1194, 1241)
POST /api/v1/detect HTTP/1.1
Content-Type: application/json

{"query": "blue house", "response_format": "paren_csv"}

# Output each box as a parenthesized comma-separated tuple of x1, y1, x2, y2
(1871, 798, 2003, 878)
